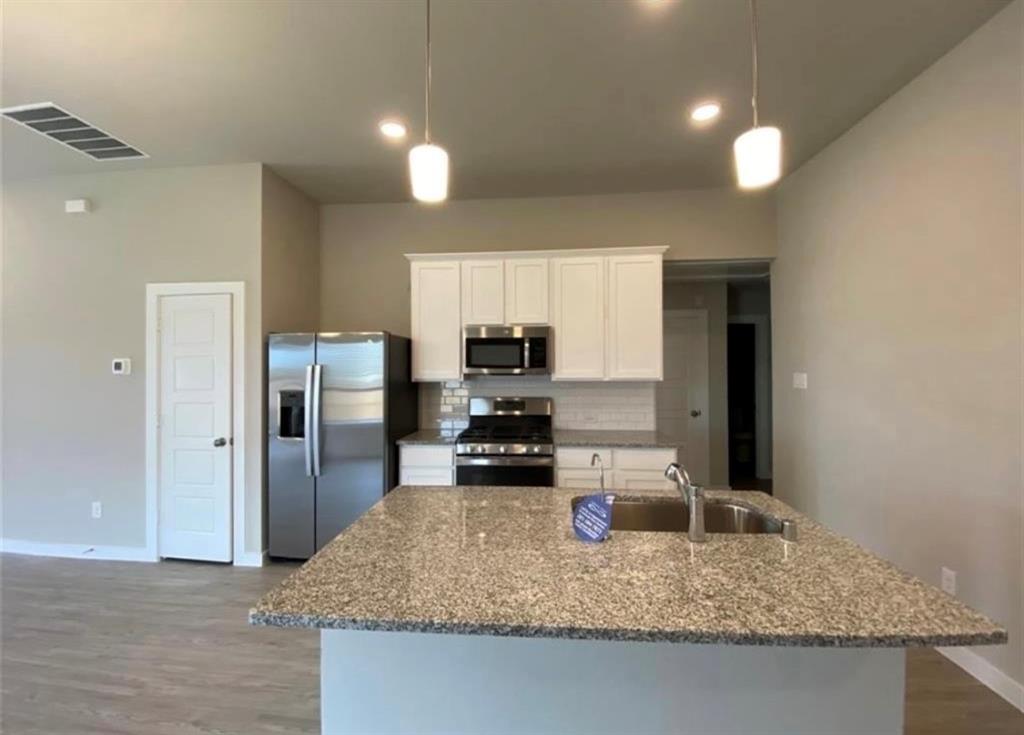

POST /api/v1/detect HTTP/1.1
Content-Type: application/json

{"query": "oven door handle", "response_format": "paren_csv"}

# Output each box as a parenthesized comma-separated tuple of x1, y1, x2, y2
(455, 456, 554, 467)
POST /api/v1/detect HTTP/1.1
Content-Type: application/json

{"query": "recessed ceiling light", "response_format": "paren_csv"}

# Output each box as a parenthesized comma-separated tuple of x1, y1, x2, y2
(690, 102, 722, 124)
(378, 120, 407, 139)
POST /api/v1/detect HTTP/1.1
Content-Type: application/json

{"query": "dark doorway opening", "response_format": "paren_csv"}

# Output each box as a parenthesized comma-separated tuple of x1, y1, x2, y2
(728, 323, 759, 489)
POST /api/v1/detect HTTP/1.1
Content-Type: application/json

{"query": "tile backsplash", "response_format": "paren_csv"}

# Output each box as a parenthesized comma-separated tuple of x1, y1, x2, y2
(419, 377, 656, 432)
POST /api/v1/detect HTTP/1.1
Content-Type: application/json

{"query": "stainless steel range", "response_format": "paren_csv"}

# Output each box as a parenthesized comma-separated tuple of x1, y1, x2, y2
(455, 397, 554, 486)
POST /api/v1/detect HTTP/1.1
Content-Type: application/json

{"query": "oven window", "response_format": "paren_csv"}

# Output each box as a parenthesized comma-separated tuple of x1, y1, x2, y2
(465, 339, 524, 368)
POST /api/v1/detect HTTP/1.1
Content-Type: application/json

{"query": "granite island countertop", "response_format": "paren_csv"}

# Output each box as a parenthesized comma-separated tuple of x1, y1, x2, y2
(250, 486, 1007, 648)
(397, 428, 676, 448)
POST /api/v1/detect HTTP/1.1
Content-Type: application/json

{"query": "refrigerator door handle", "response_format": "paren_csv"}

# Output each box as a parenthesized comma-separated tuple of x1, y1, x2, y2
(310, 363, 323, 477)
(304, 364, 315, 477)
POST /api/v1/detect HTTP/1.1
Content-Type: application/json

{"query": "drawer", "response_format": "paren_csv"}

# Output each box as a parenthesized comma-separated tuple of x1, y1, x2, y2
(400, 445, 454, 468)
(612, 448, 677, 471)
(556, 447, 613, 469)
(399, 467, 454, 487)
(611, 469, 674, 492)
(556, 468, 604, 490)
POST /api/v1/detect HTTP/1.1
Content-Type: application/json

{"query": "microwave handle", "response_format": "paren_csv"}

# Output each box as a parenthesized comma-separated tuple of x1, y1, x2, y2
(523, 338, 530, 370)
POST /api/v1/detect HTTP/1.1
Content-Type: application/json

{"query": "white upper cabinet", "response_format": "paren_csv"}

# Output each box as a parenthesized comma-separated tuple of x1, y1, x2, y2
(410, 260, 462, 381)
(504, 258, 549, 325)
(461, 260, 505, 326)
(408, 247, 665, 383)
(606, 253, 663, 380)
(551, 256, 606, 380)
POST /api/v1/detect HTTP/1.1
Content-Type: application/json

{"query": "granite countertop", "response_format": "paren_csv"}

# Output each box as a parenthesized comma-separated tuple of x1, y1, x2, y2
(397, 429, 676, 449)
(250, 486, 1006, 648)
(396, 429, 460, 445)
(552, 429, 677, 449)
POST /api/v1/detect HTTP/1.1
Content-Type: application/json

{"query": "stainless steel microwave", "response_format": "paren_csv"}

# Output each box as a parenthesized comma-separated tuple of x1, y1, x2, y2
(463, 325, 551, 376)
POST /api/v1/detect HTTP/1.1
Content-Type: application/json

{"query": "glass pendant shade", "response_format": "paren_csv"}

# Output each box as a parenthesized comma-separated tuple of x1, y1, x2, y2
(409, 143, 449, 203)
(733, 126, 781, 189)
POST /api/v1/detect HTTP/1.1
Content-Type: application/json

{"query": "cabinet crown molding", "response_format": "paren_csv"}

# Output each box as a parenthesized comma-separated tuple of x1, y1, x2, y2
(405, 246, 668, 262)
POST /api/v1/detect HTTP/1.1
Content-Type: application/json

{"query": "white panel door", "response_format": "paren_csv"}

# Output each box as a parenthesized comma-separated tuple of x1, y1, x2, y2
(551, 257, 606, 380)
(504, 258, 549, 325)
(411, 261, 462, 381)
(461, 260, 505, 325)
(606, 254, 663, 380)
(158, 294, 233, 561)
(656, 310, 710, 485)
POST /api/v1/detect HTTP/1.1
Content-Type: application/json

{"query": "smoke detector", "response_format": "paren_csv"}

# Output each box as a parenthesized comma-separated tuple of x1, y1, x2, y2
(1, 102, 146, 160)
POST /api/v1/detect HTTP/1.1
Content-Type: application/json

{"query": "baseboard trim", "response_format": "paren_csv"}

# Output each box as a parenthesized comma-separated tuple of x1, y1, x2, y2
(234, 549, 268, 567)
(937, 646, 1024, 713)
(0, 538, 157, 562)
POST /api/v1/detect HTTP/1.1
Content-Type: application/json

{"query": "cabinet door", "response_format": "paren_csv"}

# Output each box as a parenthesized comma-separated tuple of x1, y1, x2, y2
(611, 469, 675, 491)
(606, 254, 663, 380)
(556, 468, 604, 490)
(504, 258, 549, 325)
(410, 261, 462, 381)
(461, 260, 505, 325)
(551, 257, 606, 380)
(399, 468, 454, 487)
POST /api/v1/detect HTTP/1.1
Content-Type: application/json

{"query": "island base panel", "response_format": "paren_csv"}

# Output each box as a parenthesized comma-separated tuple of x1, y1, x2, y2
(321, 630, 905, 734)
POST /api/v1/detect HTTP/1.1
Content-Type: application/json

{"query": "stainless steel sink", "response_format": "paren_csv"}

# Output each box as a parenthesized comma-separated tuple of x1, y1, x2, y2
(571, 496, 784, 534)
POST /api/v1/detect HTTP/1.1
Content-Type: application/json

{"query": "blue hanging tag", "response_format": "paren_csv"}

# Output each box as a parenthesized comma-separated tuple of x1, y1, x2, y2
(573, 494, 614, 543)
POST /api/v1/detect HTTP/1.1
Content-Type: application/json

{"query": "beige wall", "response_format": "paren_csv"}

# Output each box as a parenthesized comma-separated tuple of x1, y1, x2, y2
(1, 163, 264, 554)
(773, 0, 1022, 687)
(259, 166, 320, 545)
(260, 166, 320, 335)
(662, 281, 729, 486)
(320, 188, 775, 335)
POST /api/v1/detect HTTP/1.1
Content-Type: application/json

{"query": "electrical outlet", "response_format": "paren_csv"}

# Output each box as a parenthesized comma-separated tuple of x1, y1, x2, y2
(792, 372, 808, 390)
(91, 501, 102, 520)
(941, 566, 957, 595)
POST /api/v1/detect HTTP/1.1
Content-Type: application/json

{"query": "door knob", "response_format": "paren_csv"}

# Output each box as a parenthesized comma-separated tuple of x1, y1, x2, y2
(690, 410, 702, 418)
(213, 437, 227, 447)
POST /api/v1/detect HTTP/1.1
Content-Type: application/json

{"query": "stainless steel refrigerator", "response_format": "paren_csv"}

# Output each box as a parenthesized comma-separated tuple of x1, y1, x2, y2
(267, 332, 418, 559)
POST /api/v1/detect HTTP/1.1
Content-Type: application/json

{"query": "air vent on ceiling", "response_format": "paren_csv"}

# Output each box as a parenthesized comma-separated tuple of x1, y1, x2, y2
(0, 102, 147, 161)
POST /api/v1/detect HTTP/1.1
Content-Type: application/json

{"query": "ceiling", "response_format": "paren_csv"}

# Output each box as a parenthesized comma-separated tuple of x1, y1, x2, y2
(1, 0, 1010, 203)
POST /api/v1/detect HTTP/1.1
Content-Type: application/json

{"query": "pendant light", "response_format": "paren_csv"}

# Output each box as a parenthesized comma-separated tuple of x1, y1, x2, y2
(409, 0, 449, 203)
(734, 0, 781, 189)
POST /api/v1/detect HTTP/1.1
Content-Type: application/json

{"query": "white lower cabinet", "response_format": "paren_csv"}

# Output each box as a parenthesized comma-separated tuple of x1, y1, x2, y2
(611, 469, 674, 491)
(399, 445, 455, 487)
(399, 467, 454, 487)
(555, 447, 677, 490)
(556, 468, 604, 489)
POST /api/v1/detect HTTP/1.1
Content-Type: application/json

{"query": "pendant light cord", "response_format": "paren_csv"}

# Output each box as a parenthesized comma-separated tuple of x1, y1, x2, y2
(749, 0, 760, 128)
(425, 0, 432, 144)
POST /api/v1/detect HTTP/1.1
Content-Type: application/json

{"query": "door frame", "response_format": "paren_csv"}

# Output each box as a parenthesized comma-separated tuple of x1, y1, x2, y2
(728, 314, 772, 480)
(658, 308, 712, 485)
(145, 282, 246, 563)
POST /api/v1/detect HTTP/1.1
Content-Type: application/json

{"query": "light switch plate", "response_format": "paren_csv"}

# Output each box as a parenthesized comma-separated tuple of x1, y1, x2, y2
(792, 372, 808, 390)
(112, 358, 132, 375)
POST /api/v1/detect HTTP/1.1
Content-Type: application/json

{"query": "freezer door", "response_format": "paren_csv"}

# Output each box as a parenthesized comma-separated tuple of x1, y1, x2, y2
(268, 333, 316, 559)
(315, 333, 386, 551)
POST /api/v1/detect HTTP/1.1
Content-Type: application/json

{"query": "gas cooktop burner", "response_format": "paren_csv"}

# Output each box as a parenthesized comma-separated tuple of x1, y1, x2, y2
(455, 396, 554, 458)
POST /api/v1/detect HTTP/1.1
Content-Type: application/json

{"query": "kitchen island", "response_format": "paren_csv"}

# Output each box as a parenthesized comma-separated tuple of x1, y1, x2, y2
(250, 485, 1006, 734)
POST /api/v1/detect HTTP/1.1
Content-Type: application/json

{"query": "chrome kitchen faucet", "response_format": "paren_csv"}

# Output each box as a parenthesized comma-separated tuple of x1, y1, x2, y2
(590, 453, 605, 493)
(665, 462, 706, 543)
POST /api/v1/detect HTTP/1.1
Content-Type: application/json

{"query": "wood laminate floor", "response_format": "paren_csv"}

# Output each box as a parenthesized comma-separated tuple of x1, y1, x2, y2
(1, 553, 1020, 734)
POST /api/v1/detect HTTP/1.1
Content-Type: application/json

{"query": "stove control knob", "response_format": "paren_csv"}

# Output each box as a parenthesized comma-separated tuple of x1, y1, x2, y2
(475, 445, 485, 454)
(498, 446, 507, 454)
(531, 446, 540, 453)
